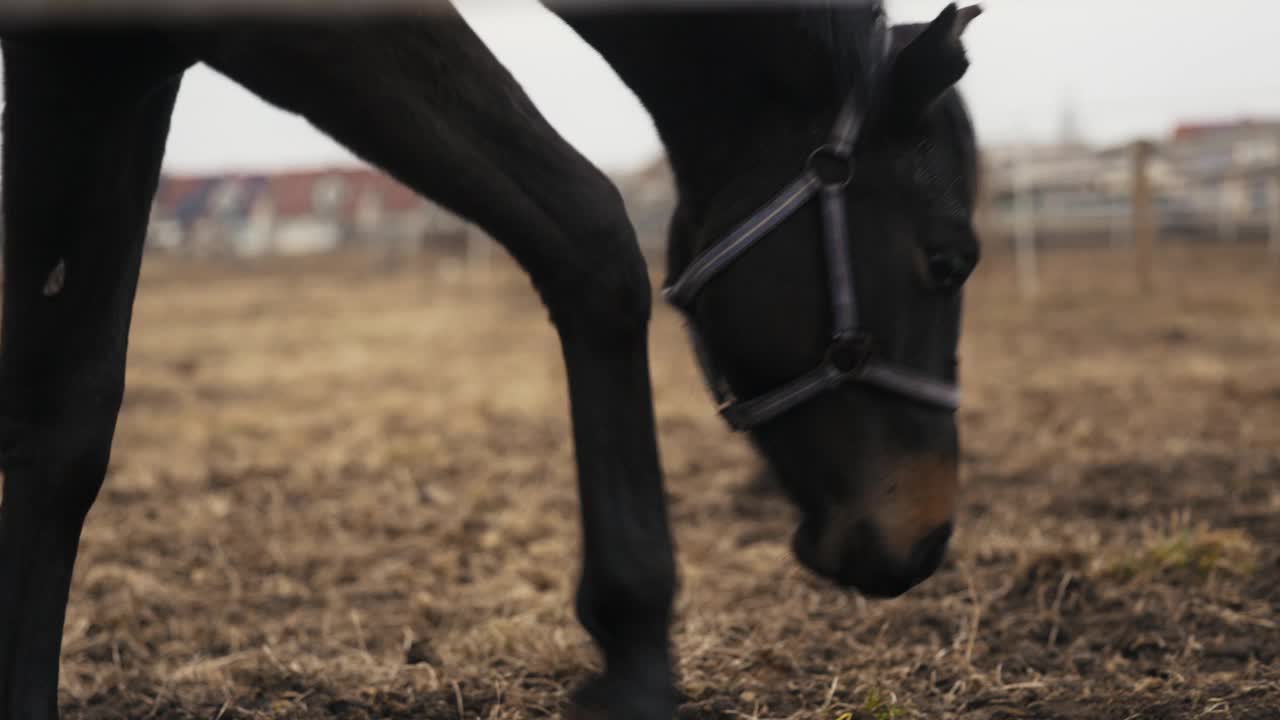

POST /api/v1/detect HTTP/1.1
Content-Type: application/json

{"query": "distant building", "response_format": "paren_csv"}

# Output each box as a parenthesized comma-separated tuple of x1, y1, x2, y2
(147, 159, 684, 269)
(148, 166, 471, 259)
(1167, 119, 1280, 223)
(1172, 118, 1280, 146)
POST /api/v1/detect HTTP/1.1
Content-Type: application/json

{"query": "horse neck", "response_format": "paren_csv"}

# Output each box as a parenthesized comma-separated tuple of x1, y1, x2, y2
(557, 8, 844, 217)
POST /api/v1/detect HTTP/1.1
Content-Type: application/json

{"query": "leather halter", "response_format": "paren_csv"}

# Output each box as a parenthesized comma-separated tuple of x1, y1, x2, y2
(661, 22, 961, 432)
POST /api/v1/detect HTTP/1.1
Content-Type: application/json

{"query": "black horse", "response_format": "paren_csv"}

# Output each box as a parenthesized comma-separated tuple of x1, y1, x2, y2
(0, 2, 982, 718)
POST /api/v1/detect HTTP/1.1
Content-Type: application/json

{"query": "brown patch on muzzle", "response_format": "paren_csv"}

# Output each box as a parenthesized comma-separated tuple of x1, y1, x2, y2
(874, 454, 959, 564)
(815, 454, 958, 572)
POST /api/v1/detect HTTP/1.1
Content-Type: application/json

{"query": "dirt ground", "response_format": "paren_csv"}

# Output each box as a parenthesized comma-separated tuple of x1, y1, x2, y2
(37, 242, 1280, 719)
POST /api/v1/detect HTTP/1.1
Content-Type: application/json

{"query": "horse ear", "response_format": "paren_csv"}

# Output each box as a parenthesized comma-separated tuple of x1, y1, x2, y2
(883, 3, 981, 128)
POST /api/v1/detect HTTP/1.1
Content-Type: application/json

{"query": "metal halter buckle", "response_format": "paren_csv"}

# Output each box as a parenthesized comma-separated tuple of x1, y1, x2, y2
(806, 144, 854, 189)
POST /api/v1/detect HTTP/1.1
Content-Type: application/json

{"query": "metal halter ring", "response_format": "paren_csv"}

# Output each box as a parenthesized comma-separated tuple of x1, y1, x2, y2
(826, 332, 876, 374)
(806, 144, 855, 189)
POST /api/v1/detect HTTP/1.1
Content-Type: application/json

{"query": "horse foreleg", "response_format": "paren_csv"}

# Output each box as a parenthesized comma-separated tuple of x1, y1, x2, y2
(187, 14, 679, 720)
(0, 33, 188, 720)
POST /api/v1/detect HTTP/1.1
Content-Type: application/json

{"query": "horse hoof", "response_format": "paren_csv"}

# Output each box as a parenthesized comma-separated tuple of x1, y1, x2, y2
(564, 703, 609, 720)
(566, 674, 679, 720)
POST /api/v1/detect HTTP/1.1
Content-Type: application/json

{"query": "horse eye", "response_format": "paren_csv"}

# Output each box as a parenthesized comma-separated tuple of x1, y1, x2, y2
(927, 251, 973, 293)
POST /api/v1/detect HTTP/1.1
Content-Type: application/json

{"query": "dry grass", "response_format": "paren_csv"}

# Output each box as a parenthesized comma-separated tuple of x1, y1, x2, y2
(22, 243, 1280, 719)
(1103, 518, 1261, 584)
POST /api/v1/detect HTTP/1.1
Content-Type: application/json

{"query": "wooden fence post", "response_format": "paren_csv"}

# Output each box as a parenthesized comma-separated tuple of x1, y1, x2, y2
(1110, 197, 1129, 251)
(974, 153, 995, 246)
(1219, 171, 1240, 244)
(1267, 168, 1280, 267)
(1012, 152, 1039, 296)
(1131, 140, 1155, 292)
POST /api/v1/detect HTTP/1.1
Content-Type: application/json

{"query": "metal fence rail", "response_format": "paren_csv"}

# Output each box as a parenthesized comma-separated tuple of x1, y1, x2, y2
(977, 135, 1280, 295)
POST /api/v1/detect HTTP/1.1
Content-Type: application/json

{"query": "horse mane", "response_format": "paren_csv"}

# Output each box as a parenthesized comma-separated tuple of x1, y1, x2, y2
(792, 3, 887, 90)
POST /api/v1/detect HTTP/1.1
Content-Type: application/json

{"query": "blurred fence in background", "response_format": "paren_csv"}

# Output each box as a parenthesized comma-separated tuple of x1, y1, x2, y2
(978, 119, 1280, 294)
(134, 116, 1280, 290)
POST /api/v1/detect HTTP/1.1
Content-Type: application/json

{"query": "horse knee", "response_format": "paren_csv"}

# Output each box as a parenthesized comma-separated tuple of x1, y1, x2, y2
(575, 250, 652, 337)
(541, 186, 652, 338)
(0, 399, 121, 517)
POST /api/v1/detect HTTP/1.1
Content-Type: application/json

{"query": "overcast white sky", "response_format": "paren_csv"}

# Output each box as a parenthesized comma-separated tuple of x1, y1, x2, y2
(40, 0, 1280, 175)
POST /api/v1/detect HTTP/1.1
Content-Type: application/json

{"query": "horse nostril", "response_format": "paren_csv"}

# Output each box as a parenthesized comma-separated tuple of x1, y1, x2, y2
(908, 522, 953, 581)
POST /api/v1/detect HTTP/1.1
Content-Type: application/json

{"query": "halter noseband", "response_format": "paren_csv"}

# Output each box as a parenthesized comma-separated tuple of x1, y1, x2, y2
(661, 24, 961, 432)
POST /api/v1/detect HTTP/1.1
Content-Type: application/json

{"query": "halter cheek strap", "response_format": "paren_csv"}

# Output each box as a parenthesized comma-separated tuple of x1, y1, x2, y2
(662, 41, 960, 432)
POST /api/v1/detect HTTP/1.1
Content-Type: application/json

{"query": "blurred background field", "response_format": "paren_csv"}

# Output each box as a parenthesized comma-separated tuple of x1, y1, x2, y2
(47, 233, 1280, 719)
